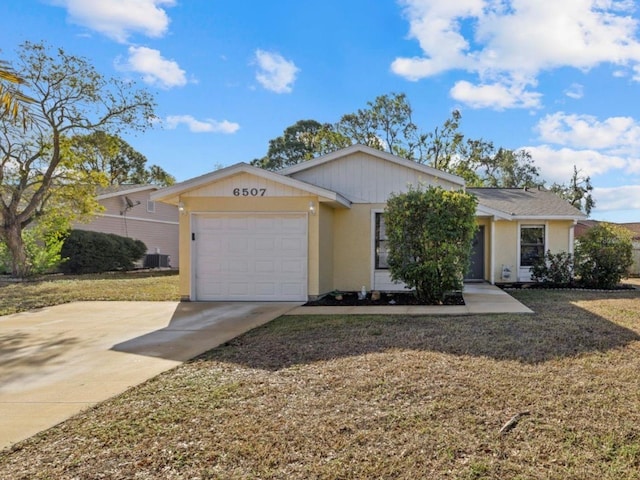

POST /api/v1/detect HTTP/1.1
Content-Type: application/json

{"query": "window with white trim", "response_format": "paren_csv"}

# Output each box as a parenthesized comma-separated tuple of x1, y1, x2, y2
(375, 213, 389, 269)
(520, 225, 545, 267)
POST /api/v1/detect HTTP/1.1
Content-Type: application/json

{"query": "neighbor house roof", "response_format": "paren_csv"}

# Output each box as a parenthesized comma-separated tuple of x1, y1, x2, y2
(97, 184, 158, 200)
(619, 223, 640, 239)
(468, 187, 587, 220)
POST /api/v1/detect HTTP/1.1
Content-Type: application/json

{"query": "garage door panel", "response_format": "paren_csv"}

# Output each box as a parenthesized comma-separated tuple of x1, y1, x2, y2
(227, 238, 250, 255)
(281, 237, 305, 252)
(254, 237, 276, 252)
(228, 282, 250, 296)
(255, 216, 278, 231)
(281, 282, 305, 296)
(193, 213, 307, 301)
(281, 259, 305, 273)
(255, 283, 277, 295)
(254, 260, 275, 273)
(228, 260, 249, 273)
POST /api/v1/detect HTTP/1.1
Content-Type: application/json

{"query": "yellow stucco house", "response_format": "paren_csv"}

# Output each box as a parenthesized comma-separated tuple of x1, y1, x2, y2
(151, 145, 586, 301)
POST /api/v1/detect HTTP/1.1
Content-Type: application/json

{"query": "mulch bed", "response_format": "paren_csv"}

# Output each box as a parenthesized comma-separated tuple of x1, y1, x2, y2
(304, 291, 465, 306)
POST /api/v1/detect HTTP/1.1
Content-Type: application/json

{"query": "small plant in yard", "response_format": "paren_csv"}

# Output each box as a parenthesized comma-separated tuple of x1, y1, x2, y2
(531, 250, 574, 285)
(384, 185, 477, 304)
(575, 223, 633, 289)
(0, 226, 66, 276)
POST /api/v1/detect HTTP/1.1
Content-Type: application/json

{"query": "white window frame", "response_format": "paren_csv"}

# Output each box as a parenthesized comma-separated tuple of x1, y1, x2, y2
(370, 209, 408, 291)
(517, 222, 548, 281)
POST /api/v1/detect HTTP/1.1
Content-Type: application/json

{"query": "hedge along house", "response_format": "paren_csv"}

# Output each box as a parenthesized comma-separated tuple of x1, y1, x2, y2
(151, 145, 586, 301)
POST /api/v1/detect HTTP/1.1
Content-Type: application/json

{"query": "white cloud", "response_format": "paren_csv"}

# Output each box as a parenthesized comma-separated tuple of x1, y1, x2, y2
(52, 0, 175, 42)
(165, 115, 240, 134)
(593, 185, 640, 211)
(450, 80, 542, 109)
(117, 46, 186, 89)
(524, 145, 628, 184)
(564, 83, 584, 100)
(536, 112, 640, 155)
(254, 50, 299, 94)
(392, 0, 640, 109)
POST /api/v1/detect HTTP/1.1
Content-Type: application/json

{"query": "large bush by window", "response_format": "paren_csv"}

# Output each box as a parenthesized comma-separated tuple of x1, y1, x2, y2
(384, 186, 477, 304)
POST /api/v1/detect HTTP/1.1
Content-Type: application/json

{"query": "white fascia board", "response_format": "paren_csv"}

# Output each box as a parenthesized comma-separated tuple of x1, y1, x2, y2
(475, 204, 511, 220)
(511, 215, 587, 221)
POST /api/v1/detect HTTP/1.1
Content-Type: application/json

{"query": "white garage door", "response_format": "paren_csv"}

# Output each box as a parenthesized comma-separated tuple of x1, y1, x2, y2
(192, 213, 308, 301)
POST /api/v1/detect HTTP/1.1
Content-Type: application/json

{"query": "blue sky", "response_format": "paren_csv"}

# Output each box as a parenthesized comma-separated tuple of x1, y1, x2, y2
(2, 0, 640, 222)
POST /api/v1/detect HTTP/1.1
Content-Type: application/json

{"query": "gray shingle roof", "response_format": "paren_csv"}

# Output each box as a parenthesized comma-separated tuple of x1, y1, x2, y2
(468, 188, 586, 218)
(96, 184, 157, 199)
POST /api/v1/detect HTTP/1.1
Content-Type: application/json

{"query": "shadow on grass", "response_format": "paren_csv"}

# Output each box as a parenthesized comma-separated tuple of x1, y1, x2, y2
(198, 290, 640, 369)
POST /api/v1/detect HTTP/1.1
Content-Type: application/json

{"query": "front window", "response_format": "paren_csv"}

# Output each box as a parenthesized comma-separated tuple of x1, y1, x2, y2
(520, 225, 545, 267)
(375, 213, 389, 269)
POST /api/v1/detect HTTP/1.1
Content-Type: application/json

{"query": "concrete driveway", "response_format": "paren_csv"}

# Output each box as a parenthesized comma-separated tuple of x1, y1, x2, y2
(0, 301, 299, 450)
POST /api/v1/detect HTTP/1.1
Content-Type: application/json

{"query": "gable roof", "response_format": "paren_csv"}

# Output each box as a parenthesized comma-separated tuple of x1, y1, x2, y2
(278, 144, 466, 187)
(468, 188, 587, 220)
(150, 162, 351, 208)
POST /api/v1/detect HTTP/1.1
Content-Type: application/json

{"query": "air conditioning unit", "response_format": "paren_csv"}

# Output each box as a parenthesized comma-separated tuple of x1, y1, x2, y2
(144, 253, 170, 268)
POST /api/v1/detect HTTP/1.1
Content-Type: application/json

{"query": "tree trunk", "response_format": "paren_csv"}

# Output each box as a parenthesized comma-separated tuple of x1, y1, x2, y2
(3, 220, 28, 278)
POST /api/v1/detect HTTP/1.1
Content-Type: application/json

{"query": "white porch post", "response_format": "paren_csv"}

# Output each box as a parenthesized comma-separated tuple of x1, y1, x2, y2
(569, 220, 576, 255)
(490, 218, 496, 284)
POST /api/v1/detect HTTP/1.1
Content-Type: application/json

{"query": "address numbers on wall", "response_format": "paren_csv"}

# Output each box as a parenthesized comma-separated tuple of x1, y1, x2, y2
(233, 188, 266, 197)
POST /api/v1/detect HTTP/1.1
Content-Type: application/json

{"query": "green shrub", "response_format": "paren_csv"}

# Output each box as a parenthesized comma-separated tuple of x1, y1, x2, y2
(384, 186, 477, 304)
(531, 250, 574, 285)
(575, 223, 633, 289)
(60, 230, 147, 274)
(0, 229, 65, 276)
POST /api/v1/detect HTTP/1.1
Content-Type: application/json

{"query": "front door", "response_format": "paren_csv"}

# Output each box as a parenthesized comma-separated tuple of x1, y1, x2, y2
(465, 226, 485, 280)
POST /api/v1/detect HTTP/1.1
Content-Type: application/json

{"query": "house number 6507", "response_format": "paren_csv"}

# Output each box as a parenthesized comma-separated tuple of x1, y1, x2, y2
(233, 188, 266, 197)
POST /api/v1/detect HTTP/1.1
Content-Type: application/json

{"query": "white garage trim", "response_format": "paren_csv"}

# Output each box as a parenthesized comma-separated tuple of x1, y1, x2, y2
(191, 212, 308, 301)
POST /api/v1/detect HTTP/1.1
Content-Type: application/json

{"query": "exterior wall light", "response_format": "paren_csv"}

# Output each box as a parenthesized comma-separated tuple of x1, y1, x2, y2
(178, 201, 186, 214)
(309, 201, 316, 215)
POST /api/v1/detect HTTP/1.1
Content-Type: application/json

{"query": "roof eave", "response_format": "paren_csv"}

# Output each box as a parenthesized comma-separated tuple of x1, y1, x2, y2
(509, 215, 587, 221)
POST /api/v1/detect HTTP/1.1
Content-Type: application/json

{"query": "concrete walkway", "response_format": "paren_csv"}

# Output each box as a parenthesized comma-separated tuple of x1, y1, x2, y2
(0, 301, 299, 451)
(284, 283, 533, 315)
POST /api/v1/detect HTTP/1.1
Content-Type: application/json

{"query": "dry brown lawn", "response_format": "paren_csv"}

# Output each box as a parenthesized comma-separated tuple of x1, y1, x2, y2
(1, 288, 640, 479)
(0, 270, 179, 316)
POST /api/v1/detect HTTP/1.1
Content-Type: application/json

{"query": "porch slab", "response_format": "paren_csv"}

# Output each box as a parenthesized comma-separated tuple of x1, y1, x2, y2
(284, 283, 533, 315)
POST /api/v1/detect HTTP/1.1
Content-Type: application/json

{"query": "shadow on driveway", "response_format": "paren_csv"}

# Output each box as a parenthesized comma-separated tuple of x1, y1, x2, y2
(111, 302, 300, 362)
